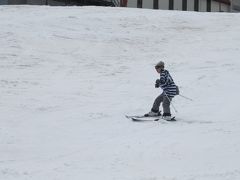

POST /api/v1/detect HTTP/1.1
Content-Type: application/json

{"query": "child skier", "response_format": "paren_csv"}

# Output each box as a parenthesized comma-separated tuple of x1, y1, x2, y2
(145, 61, 178, 120)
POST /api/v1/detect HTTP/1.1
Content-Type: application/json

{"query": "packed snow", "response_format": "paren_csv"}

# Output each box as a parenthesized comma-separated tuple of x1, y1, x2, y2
(1, 5, 240, 180)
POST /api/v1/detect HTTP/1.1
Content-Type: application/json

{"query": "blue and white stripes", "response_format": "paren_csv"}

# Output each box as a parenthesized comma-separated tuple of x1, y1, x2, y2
(159, 70, 177, 98)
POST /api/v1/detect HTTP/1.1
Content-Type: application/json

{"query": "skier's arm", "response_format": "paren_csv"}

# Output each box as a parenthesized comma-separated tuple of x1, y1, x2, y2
(159, 76, 168, 88)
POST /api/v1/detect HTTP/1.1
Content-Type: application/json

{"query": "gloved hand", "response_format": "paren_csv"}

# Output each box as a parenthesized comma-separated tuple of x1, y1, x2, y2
(155, 79, 160, 88)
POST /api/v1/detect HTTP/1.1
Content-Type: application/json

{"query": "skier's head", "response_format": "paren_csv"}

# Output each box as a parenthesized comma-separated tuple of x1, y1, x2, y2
(155, 61, 164, 73)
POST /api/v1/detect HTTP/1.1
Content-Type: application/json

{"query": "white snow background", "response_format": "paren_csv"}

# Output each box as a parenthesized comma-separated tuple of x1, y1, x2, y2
(1, 5, 240, 180)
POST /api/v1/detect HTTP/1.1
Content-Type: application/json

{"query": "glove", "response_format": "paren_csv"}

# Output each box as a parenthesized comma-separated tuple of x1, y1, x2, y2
(155, 79, 160, 88)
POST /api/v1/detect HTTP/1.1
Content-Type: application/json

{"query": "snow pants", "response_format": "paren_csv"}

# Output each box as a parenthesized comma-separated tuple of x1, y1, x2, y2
(151, 93, 172, 114)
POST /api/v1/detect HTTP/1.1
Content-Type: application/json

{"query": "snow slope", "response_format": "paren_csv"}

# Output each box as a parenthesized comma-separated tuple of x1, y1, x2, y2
(1, 5, 240, 180)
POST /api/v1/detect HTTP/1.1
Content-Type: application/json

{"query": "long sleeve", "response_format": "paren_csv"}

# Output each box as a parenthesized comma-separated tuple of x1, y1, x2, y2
(159, 70, 177, 97)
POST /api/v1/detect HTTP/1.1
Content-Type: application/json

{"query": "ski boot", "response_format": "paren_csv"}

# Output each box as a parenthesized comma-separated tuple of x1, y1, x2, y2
(162, 113, 172, 121)
(144, 109, 161, 117)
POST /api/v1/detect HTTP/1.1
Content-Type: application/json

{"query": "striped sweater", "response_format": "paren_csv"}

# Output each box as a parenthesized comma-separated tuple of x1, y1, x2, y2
(159, 69, 177, 98)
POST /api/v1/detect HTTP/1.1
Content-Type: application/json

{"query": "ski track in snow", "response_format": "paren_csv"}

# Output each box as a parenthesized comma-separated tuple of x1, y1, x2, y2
(1, 5, 240, 180)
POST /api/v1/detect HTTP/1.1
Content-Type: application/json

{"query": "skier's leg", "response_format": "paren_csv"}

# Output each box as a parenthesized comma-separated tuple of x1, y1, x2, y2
(162, 95, 172, 116)
(145, 93, 164, 117)
(151, 93, 164, 112)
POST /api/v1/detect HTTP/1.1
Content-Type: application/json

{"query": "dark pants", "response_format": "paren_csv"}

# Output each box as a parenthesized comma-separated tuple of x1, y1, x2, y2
(152, 93, 172, 115)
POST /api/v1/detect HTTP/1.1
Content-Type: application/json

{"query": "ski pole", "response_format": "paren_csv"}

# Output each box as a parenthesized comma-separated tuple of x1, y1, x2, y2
(179, 94, 193, 101)
(164, 92, 178, 113)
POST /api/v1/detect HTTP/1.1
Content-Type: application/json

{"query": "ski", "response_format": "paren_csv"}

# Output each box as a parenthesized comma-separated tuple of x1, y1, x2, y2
(131, 117, 160, 122)
(125, 115, 146, 119)
(126, 115, 176, 122)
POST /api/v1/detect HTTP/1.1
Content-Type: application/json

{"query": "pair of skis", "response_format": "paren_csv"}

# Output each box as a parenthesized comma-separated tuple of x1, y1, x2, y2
(126, 115, 176, 122)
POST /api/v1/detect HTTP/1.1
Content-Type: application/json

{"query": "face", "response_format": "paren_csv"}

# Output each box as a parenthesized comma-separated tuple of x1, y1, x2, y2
(155, 67, 162, 74)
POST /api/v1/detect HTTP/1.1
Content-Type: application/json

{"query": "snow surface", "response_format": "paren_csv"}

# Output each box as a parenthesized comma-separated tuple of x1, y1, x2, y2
(1, 5, 240, 180)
